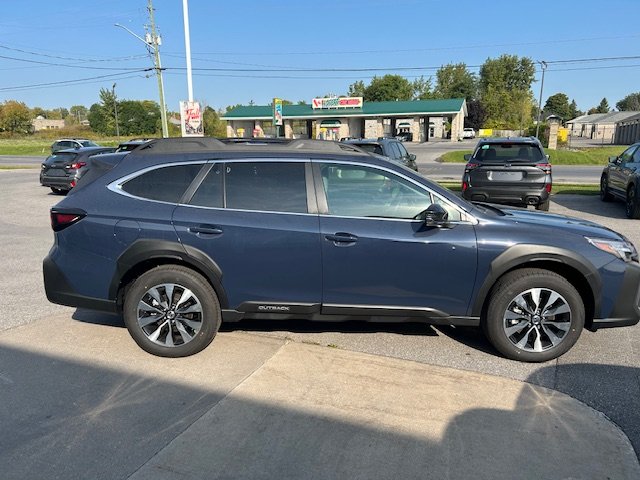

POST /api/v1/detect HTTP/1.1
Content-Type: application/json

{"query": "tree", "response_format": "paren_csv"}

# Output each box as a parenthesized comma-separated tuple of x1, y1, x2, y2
(479, 55, 536, 129)
(568, 99, 582, 119)
(347, 80, 366, 97)
(0, 100, 32, 134)
(69, 105, 88, 124)
(412, 76, 434, 100)
(202, 106, 226, 137)
(616, 92, 640, 111)
(595, 98, 610, 114)
(543, 93, 572, 121)
(434, 63, 477, 101)
(466, 99, 487, 130)
(361, 75, 414, 102)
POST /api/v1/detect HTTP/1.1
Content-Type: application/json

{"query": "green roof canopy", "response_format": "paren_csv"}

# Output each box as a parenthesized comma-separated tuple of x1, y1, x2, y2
(222, 98, 466, 120)
(320, 119, 341, 127)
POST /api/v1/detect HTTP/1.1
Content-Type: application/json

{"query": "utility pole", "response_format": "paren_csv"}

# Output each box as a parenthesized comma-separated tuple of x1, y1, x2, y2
(147, 0, 169, 137)
(535, 60, 547, 140)
(112, 83, 120, 139)
(115, 2, 169, 138)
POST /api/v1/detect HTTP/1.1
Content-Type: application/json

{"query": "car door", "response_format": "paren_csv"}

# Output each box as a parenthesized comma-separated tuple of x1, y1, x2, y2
(314, 161, 478, 317)
(609, 145, 637, 195)
(625, 146, 640, 191)
(172, 159, 322, 311)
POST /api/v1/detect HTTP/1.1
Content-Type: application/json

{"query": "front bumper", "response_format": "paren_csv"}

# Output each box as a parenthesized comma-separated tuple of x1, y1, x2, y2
(590, 261, 640, 330)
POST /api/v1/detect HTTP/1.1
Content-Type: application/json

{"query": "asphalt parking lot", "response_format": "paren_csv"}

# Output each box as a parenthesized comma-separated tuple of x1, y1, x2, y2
(1, 168, 639, 469)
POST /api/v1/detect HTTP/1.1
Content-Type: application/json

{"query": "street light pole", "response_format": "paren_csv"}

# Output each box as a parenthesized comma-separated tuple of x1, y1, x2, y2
(535, 60, 548, 139)
(182, 0, 194, 102)
(112, 83, 120, 138)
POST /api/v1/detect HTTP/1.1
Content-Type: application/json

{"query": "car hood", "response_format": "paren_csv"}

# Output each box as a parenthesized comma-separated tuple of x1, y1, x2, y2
(477, 203, 625, 241)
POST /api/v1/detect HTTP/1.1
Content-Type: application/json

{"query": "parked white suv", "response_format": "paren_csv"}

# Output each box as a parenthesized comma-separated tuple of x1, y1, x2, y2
(462, 128, 476, 139)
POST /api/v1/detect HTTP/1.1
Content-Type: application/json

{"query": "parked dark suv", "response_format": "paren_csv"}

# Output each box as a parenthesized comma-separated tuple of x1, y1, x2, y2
(40, 146, 116, 194)
(44, 138, 640, 362)
(342, 138, 418, 171)
(462, 137, 552, 211)
(600, 142, 640, 219)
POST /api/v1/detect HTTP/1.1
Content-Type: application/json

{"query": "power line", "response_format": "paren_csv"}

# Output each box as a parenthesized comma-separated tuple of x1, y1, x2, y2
(0, 70, 151, 92)
(0, 43, 148, 63)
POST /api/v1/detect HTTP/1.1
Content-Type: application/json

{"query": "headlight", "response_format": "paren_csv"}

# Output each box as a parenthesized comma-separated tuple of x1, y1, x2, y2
(586, 237, 638, 262)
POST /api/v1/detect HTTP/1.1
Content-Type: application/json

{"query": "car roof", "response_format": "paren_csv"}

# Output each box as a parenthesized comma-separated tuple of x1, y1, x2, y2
(342, 138, 396, 145)
(53, 146, 113, 154)
(54, 138, 92, 142)
(476, 137, 541, 145)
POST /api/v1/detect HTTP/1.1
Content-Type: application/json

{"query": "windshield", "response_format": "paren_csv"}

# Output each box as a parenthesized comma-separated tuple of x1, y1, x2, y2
(474, 143, 544, 163)
(352, 143, 384, 155)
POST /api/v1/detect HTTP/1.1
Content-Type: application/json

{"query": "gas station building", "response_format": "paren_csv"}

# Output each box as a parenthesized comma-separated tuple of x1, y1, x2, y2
(222, 98, 467, 143)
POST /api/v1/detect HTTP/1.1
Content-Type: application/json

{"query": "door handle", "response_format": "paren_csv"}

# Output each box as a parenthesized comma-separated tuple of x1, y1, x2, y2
(325, 232, 358, 244)
(188, 225, 223, 236)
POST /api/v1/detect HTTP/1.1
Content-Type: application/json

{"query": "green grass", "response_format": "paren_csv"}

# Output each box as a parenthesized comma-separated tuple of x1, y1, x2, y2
(437, 181, 599, 195)
(440, 146, 626, 165)
(0, 165, 40, 170)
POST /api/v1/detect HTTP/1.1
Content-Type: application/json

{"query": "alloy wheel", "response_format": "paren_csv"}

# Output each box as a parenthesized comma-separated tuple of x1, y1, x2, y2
(502, 287, 571, 353)
(136, 283, 203, 347)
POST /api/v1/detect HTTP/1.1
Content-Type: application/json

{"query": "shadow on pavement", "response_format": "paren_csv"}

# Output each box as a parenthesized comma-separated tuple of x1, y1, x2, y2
(0, 341, 637, 480)
(529, 363, 640, 461)
(552, 193, 628, 217)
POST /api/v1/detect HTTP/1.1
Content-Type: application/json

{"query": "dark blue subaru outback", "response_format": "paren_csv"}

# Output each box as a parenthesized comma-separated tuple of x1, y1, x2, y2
(44, 138, 640, 362)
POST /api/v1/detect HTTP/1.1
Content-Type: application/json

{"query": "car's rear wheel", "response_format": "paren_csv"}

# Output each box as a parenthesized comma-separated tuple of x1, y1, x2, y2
(123, 265, 221, 357)
(600, 175, 613, 202)
(483, 268, 584, 362)
(625, 184, 640, 219)
(50, 187, 67, 195)
(535, 199, 550, 211)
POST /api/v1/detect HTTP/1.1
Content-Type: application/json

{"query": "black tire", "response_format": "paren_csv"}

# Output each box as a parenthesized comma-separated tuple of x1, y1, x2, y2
(535, 199, 550, 211)
(483, 268, 585, 362)
(123, 265, 221, 357)
(600, 175, 613, 202)
(50, 187, 67, 195)
(625, 184, 640, 219)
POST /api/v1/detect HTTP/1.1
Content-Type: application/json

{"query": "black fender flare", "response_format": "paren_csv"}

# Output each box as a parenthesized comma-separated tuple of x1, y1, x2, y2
(471, 244, 602, 317)
(109, 239, 228, 308)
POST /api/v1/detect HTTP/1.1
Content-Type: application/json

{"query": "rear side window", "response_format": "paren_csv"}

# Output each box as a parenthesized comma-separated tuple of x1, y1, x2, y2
(225, 162, 307, 213)
(190, 164, 223, 208)
(353, 143, 384, 156)
(474, 143, 544, 163)
(122, 164, 203, 203)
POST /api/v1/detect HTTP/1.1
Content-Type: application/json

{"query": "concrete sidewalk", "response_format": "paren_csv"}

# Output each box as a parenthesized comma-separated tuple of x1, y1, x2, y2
(1, 315, 638, 480)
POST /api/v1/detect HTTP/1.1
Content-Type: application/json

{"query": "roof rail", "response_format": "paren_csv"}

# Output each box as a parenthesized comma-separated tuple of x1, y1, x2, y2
(135, 137, 227, 153)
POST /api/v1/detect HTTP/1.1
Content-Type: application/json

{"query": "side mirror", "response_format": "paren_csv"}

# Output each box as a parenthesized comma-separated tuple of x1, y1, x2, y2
(416, 204, 449, 227)
(609, 156, 618, 164)
(545, 154, 550, 161)
(463, 154, 471, 161)
(409, 153, 416, 161)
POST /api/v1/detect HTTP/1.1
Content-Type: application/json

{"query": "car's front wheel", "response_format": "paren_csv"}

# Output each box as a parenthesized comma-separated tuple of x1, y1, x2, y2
(625, 184, 640, 219)
(600, 175, 613, 202)
(123, 265, 221, 357)
(483, 268, 584, 362)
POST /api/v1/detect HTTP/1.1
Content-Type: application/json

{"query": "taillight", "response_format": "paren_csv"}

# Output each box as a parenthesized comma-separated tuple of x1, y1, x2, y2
(536, 163, 552, 174)
(68, 161, 87, 170)
(462, 181, 468, 191)
(50, 209, 86, 232)
(465, 162, 480, 171)
(545, 183, 552, 193)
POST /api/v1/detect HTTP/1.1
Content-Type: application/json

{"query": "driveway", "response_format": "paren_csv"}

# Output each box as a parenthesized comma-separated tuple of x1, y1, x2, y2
(1, 168, 639, 464)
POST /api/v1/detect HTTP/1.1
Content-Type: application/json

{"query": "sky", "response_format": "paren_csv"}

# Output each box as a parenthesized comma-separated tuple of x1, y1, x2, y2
(1, 0, 639, 114)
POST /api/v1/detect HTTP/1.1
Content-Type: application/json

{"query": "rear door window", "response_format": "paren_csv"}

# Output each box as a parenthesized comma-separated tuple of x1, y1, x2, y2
(189, 164, 223, 208)
(121, 164, 203, 203)
(224, 161, 308, 213)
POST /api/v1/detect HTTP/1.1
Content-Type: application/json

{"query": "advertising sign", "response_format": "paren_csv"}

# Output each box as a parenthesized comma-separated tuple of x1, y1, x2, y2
(273, 98, 283, 126)
(312, 97, 363, 109)
(179, 101, 204, 137)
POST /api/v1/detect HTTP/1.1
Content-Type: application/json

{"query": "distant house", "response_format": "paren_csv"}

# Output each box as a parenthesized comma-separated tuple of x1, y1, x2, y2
(31, 116, 65, 132)
(566, 111, 640, 143)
